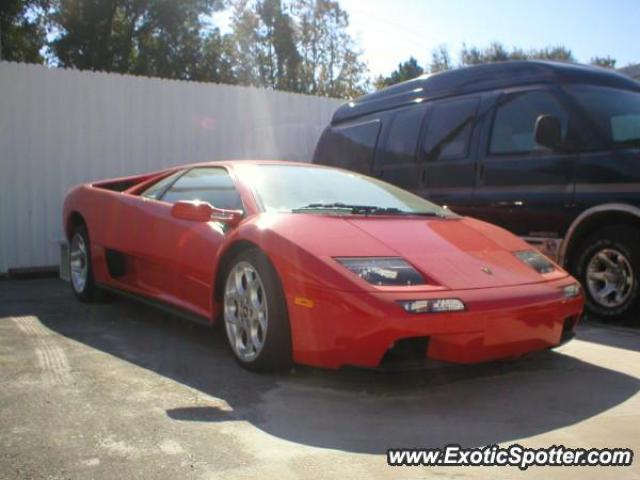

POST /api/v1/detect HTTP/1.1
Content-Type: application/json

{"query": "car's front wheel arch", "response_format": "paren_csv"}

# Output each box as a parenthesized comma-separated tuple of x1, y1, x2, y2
(220, 246, 293, 371)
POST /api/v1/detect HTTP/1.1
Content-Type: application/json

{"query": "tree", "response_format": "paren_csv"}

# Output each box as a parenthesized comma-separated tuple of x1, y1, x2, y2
(375, 56, 423, 88)
(459, 43, 482, 65)
(591, 55, 617, 69)
(48, 0, 228, 81)
(293, 0, 367, 98)
(429, 45, 451, 73)
(459, 42, 577, 66)
(528, 45, 575, 62)
(228, 0, 301, 90)
(0, 0, 48, 62)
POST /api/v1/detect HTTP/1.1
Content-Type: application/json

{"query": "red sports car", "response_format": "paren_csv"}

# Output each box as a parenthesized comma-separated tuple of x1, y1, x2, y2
(63, 161, 583, 371)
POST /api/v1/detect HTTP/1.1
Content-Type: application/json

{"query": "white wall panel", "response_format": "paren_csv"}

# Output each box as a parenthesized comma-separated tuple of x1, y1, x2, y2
(0, 61, 342, 273)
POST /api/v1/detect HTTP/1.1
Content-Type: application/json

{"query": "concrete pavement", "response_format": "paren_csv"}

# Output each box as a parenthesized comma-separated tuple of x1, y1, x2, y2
(1, 278, 638, 479)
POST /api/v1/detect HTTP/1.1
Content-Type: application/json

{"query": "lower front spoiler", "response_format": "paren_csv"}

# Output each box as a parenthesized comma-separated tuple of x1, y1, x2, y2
(288, 278, 584, 369)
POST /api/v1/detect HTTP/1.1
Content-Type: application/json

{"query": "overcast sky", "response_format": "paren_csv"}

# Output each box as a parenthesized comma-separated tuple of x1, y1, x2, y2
(338, 0, 640, 77)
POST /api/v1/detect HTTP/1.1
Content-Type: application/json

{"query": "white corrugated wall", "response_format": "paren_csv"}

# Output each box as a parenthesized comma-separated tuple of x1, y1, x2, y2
(0, 61, 342, 273)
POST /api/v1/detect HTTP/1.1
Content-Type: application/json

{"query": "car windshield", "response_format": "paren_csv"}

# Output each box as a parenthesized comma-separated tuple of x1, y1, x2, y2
(566, 85, 640, 147)
(236, 164, 454, 217)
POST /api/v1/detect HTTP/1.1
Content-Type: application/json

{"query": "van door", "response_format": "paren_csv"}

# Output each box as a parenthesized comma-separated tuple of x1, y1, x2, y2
(474, 87, 579, 254)
(419, 95, 481, 215)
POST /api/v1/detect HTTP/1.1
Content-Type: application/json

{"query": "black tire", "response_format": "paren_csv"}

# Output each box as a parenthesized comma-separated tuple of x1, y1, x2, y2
(572, 225, 640, 322)
(222, 248, 292, 372)
(69, 225, 101, 302)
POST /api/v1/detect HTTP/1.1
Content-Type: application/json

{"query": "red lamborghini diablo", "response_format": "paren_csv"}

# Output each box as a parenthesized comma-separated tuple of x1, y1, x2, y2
(63, 161, 583, 371)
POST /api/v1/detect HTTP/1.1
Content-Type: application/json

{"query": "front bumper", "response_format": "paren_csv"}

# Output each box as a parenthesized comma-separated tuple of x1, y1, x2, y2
(285, 277, 584, 369)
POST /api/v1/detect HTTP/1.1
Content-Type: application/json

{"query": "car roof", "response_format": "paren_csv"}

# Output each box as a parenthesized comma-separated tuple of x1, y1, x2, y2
(332, 60, 640, 125)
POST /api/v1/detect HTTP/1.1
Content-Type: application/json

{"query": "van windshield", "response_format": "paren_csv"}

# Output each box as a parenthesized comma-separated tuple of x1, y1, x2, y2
(567, 85, 640, 147)
(235, 164, 455, 217)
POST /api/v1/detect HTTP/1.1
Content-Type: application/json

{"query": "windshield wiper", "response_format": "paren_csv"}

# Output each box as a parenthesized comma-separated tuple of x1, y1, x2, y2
(291, 202, 443, 216)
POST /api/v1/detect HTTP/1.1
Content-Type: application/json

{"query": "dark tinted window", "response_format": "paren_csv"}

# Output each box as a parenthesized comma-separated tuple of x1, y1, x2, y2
(423, 97, 478, 161)
(314, 120, 380, 174)
(567, 85, 640, 145)
(161, 167, 243, 210)
(381, 105, 426, 164)
(140, 170, 184, 200)
(490, 90, 569, 154)
(379, 167, 421, 190)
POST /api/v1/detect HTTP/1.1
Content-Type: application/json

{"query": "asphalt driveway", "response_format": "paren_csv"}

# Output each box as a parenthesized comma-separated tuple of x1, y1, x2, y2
(1, 278, 639, 479)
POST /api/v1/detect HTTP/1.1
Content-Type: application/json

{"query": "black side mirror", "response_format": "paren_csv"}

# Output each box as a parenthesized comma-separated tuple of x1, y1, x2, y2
(534, 114, 563, 151)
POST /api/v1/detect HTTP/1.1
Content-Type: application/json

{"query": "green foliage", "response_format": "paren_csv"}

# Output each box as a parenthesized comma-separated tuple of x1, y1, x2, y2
(429, 45, 451, 73)
(459, 42, 575, 67)
(591, 55, 617, 69)
(376, 42, 612, 91)
(40, 0, 367, 98)
(48, 0, 229, 81)
(374, 56, 423, 89)
(0, 2, 623, 100)
(0, 0, 48, 62)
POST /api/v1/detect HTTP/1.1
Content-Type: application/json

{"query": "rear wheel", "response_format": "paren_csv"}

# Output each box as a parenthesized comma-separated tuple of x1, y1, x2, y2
(223, 248, 292, 372)
(572, 226, 640, 322)
(69, 226, 100, 302)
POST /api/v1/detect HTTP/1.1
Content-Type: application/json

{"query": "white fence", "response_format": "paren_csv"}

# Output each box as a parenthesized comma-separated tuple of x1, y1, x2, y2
(0, 62, 342, 273)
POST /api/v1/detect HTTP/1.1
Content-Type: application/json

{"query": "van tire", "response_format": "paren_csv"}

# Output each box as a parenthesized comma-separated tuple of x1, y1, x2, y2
(572, 226, 640, 322)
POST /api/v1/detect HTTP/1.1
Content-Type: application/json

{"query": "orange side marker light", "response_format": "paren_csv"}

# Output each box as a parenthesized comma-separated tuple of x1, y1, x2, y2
(294, 296, 315, 309)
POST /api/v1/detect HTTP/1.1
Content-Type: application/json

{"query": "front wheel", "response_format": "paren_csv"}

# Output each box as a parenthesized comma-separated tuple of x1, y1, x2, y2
(572, 225, 640, 322)
(69, 226, 100, 302)
(223, 248, 292, 372)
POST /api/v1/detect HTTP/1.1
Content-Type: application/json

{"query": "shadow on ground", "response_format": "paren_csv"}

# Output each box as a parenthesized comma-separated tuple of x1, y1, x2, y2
(2, 278, 639, 454)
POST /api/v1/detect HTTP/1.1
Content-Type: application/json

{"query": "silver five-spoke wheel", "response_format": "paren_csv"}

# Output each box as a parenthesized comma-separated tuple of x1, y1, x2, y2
(224, 261, 269, 362)
(586, 248, 634, 309)
(70, 233, 89, 294)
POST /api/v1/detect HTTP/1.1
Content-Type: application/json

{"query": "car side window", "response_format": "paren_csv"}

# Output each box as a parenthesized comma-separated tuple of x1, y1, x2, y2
(140, 170, 185, 200)
(423, 97, 478, 161)
(315, 120, 381, 174)
(381, 105, 427, 165)
(490, 90, 569, 155)
(160, 167, 243, 211)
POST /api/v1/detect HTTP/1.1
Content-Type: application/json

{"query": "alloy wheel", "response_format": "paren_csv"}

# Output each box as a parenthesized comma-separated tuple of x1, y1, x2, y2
(586, 247, 634, 309)
(70, 233, 88, 294)
(224, 261, 269, 362)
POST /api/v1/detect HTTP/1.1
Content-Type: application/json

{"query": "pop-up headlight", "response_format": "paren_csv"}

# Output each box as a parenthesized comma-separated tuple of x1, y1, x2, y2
(335, 257, 425, 286)
(514, 250, 555, 274)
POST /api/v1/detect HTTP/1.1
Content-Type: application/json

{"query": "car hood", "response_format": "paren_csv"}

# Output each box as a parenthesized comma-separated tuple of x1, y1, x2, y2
(257, 213, 566, 290)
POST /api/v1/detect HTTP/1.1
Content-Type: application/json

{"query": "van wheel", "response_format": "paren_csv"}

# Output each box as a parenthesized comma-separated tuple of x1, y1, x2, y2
(222, 248, 292, 372)
(69, 226, 100, 302)
(572, 226, 640, 322)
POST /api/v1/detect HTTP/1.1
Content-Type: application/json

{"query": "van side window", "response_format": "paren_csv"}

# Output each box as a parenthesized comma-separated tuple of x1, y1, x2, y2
(381, 105, 427, 165)
(490, 90, 569, 155)
(423, 97, 479, 161)
(315, 120, 381, 174)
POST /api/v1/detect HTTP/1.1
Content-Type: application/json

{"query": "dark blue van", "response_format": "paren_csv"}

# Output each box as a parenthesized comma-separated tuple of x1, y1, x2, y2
(313, 61, 640, 321)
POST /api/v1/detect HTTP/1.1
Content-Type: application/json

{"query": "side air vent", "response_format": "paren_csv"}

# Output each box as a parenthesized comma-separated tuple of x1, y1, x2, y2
(105, 249, 127, 278)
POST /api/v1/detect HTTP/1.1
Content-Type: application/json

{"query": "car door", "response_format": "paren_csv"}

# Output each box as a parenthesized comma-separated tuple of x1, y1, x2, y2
(419, 95, 481, 215)
(474, 87, 579, 244)
(134, 167, 244, 316)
